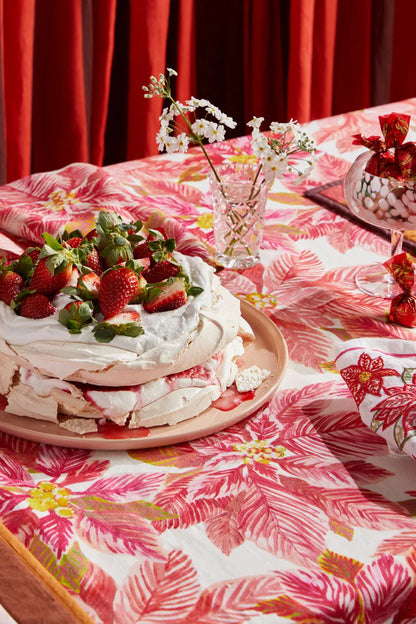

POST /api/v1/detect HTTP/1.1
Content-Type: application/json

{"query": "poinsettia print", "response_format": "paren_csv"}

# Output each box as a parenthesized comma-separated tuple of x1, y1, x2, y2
(340, 353, 400, 406)
(136, 381, 414, 573)
(255, 551, 414, 624)
(371, 380, 416, 451)
(0, 163, 141, 243)
(0, 435, 168, 560)
(218, 250, 392, 370)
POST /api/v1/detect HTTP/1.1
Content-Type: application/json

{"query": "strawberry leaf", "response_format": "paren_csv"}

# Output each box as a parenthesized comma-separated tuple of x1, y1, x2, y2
(92, 320, 144, 343)
(41, 233, 63, 251)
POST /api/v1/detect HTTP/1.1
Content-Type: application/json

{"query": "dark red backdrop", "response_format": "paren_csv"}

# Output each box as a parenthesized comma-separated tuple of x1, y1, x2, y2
(0, 0, 414, 184)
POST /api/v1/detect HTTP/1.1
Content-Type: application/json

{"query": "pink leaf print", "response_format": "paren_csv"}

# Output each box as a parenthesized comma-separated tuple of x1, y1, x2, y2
(376, 530, 416, 557)
(0, 488, 27, 514)
(36, 446, 109, 481)
(74, 498, 165, 559)
(0, 454, 35, 486)
(355, 555, 412, 624)
(239, 478, 328, 565)
(392, 586, 416, 624)
(113, 550, 200, 624)
(342, 460, 394, 485)
(204, 492, 245, 555)
(263, 249, 324, 288)
(0, 434, 39, 469)
(154, 473, 223, 531)
(304, 484, 415, 532)
(79, 560, 117, 624)
(1, 508, 38, 547)
(38, 512, 73, 559)
(81, 473, 164, 502)
(272, 567, 360, 623)
(181, 574, 284, 624)
(273, 315, 334, 371)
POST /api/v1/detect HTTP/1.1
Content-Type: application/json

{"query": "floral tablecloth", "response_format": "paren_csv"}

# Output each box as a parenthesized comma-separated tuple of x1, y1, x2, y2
(1, 100, 416, 623)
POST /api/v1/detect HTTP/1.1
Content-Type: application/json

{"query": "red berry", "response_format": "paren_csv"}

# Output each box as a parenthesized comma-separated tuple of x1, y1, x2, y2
(86, 248, 104, 275)
(77, 272, 101, 298)
(143, 260, 180, 283)
(0, 271, 24, 305)
(85, 228, 97, 241)
(133, 242, 152, 259)
(29, 259, 73, 295)
(143, 278, 187, 313)
(99, 267, 139, 318)
(19, 293, 56, 319)
(64, 237, 83, 248)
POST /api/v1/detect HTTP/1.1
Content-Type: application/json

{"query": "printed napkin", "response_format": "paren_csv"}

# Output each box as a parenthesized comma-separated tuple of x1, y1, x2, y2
(335, 337, 416, 459)
(0, 162, 207, 258)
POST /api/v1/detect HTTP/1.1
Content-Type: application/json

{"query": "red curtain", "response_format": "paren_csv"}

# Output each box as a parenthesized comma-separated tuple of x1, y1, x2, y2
(0, 0, 415, 185)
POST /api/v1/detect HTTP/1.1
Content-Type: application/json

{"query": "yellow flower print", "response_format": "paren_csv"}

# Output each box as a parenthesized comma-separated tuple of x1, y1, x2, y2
(230, 154, 258, 165)
(234, 439, 286, 465)
(242, 292, 278, 310)
(196, 212, 213, 230)
(27, 481, 74, 517)
(43, 189, 79, 212)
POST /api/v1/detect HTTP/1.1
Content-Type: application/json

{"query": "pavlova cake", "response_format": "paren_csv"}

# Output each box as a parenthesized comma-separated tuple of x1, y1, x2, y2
(0, 212, 268, 435)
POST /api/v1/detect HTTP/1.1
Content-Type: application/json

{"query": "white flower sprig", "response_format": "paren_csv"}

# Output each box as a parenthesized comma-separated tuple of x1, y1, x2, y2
(247, 117, 316, 185)
(143, 68, 236, 182)
(143, 69, 316, 187)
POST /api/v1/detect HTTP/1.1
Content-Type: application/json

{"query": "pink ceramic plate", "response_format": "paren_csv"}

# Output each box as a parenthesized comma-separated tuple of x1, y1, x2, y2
(0, 301, 288, 450)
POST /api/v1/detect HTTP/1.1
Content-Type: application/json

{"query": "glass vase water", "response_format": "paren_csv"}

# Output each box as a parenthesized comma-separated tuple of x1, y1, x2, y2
(209, 162, 270, 270)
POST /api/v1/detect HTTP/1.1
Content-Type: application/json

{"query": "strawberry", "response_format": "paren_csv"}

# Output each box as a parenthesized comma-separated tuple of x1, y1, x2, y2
(129, 274, 147, 304)
(29, 259, 73, 295)
(77, 272, 101, 299)
(0, 271, 24, 305)
(99, 266, 139, 318)
(58, 301, 94, 333)
(143, 277, 187, 313)
(85, 228, 97, 241)
(92, 311, 143, 343)
(19, 293, 56, 318)
(142, 260, 180, 283)
(24, 248, 41, 266)
(133, 241, 152, 259)
(86, 248, 104, 275)
(63, 237, 83, 249)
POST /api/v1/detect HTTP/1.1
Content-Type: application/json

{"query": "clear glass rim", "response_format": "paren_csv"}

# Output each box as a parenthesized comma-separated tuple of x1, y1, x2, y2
(208, 161, 268, 189)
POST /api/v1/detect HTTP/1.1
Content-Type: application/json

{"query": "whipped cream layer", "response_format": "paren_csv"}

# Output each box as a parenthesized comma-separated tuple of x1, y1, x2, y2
(0, 253, 243, 386)
(2, 337, 245, 431)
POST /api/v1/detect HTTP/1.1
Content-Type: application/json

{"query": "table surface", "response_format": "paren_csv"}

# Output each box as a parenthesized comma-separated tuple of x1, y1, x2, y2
(1, 99, 416, 624)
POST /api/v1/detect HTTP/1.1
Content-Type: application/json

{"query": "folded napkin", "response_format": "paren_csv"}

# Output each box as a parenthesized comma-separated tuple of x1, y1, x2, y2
(335, 338, 416, 459)
(0, 162, 208, 258)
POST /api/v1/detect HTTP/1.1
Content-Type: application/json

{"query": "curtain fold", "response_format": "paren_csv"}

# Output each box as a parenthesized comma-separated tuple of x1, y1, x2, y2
(31, 0, 88, 174)
(287, 0, 315, 122)
(127, 0, 171, 161)
(3, 0, 35, 182)
(0, 0, 415, 185)
(90, 0, 117, 165)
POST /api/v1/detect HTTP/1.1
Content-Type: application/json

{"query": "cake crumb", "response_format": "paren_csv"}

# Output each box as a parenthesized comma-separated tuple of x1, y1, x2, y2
(235, 366, 270, 393)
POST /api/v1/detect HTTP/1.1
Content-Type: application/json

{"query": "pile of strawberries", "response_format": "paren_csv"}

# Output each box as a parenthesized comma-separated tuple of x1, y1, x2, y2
(0, 212, 203, 343)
